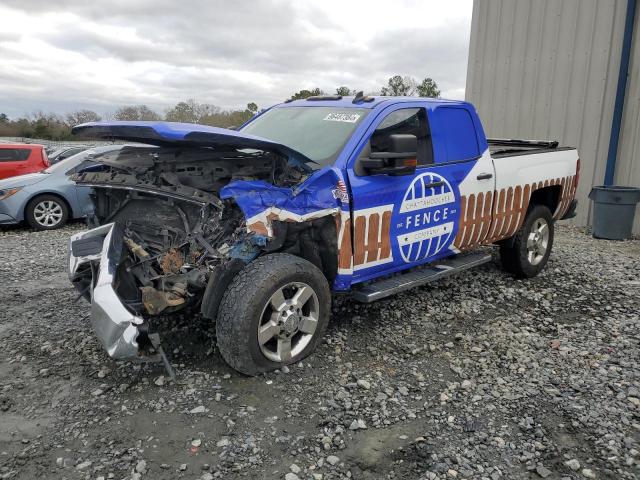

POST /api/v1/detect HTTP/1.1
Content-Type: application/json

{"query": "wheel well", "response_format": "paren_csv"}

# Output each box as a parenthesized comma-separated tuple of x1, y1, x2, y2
(528, 185, 561, 215)
(24, 192, 73, 220)
(266, 216, 338, 283)
(201, 217, 338, 321)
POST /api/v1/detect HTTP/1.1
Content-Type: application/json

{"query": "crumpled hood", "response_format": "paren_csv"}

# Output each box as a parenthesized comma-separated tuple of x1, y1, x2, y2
(0, 172, 48, 189)
(72, 121, 313, 167)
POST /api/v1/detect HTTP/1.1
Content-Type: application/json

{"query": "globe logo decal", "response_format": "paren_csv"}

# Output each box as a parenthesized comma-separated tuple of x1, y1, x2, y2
(395, 172, 456, 263)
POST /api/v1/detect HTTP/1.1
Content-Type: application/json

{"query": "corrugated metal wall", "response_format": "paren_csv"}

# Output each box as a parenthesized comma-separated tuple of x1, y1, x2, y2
(616, 6, 640, 233)
(466, 0, 639, 232)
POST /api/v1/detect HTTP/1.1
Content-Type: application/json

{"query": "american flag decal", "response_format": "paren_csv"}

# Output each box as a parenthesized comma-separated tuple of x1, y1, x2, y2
(335, 180, 349, 203)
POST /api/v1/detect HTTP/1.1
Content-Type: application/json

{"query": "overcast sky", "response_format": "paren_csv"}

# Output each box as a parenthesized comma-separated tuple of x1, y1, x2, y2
(0, 0, 472, 119)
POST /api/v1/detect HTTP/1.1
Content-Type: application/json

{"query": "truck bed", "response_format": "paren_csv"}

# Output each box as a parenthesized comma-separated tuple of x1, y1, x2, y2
(488, 138, 575, 158)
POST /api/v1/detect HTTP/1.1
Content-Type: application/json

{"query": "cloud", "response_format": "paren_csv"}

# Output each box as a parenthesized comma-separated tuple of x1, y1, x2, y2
(0, 0, 472, 118)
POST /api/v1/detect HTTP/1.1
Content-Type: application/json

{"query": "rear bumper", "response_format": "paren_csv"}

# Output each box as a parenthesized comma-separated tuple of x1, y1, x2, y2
(560, 199, 578, 220)
(68, 223, 144, 360)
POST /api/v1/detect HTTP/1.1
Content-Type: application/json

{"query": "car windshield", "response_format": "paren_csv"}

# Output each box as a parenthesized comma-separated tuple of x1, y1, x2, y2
(240, 106, 368, 167)
(44, 150, 93, 173)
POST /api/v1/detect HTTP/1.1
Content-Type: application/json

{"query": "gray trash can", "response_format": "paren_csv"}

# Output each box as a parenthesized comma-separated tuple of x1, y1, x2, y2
(589, 186, 640, 240)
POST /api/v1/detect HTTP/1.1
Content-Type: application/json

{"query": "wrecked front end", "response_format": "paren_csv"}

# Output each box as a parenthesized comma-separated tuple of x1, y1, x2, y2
(67, 123, 346, 362)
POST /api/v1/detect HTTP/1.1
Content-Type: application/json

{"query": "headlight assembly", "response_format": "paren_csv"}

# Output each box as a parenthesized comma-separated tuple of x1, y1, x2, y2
(0, 187, 22, 200)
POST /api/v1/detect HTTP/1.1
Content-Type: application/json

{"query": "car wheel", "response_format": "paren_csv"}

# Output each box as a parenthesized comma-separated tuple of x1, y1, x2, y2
(216, 253, 331, 376)
(26, 195, 69, 230)
(499, 204, 554, 278)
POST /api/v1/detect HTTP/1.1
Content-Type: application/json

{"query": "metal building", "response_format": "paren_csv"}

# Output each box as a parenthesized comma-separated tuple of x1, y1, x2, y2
(466, 0, 639, 233)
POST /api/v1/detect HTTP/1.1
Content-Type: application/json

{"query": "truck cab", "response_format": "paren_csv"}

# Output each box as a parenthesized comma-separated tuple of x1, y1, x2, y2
(240, 96, 493, 288)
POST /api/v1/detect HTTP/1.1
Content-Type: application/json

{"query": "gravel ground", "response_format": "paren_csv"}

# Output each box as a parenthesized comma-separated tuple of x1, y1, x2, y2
(0, 221, 638, 480)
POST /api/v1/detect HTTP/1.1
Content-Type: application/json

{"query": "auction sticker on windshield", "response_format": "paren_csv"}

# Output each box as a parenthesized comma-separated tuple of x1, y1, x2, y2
(323, 112, 361, 123)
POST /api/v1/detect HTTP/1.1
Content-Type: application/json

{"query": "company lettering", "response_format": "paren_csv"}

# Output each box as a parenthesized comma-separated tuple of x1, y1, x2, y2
(403, 207, 450, 229)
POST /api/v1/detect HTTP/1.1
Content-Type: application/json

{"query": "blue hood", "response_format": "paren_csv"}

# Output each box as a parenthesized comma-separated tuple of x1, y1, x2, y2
(0, 172, 48, 189)
(72, 121, 313, 166)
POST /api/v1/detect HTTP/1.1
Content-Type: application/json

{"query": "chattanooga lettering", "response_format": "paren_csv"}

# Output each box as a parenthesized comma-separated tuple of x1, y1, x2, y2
(400, 191, 455, 213)
(395, 172, 457, 263)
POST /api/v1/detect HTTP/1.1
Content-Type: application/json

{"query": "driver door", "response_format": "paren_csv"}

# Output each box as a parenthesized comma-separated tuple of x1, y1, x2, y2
(347, 102, 471, 284)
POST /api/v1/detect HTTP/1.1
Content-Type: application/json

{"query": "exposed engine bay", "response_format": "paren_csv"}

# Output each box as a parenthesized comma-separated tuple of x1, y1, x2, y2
(72, 145, 312, 321)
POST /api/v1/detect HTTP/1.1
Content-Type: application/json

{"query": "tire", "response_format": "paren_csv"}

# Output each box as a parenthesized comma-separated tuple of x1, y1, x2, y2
(216, 253, 331, 376)
(25, 195, 69, 230)
(499, 204, 554, 278)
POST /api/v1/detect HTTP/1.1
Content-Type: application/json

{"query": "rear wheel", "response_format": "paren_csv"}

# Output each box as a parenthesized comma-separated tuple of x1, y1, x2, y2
(26, 195, 69, 230)
(499, 204, 554, 278)
(216, 254, 331, 375)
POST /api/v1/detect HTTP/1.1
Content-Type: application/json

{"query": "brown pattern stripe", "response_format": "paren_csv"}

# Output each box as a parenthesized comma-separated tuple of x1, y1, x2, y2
(337, 216, 352, 270)
(455, 175, 576, 251)
(379, 211, 392, 260)
(349, 210, 393, 268)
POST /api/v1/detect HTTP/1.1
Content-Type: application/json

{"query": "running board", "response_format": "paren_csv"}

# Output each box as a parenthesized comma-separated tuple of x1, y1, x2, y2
(352, 252, 492, 303)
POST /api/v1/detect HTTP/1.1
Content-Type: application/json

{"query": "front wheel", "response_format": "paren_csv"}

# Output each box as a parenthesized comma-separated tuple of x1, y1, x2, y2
(499, 204, 554, 278)
(216, 254, 331, 375)
(25, 195, 69, 230)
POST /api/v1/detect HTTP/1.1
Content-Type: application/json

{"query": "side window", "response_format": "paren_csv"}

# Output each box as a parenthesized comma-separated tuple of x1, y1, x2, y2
(62, 148, 82, 160)
(0, 149, 31, 162)
(433, 107, 480, 162)
(370, 108, 433, 166)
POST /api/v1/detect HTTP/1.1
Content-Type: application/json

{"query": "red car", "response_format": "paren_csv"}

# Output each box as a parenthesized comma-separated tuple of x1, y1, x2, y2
(0, 144, 50, 180)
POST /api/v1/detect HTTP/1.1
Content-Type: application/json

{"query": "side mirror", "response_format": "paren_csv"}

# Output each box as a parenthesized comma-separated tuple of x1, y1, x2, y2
(361, 134, 418, 176)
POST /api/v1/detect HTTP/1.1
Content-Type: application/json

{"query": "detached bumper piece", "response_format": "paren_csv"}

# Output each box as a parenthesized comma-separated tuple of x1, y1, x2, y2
(68, 223, 169, 369)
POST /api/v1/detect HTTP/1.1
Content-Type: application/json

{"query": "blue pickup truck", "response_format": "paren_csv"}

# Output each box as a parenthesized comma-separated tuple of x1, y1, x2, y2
(68, 94, 579, 375)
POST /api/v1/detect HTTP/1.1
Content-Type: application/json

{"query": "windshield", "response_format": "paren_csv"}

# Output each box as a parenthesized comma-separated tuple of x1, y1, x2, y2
(240, 106, 368, 166)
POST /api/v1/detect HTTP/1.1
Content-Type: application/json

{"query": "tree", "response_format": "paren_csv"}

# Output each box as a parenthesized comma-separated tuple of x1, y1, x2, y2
(335, 86, 354, 96)
(114, 104, 161, 121)
(165, 102, 196, 123)
(27, 111, 71, 140)
(380, 75, 417, 96)
(165, 99, 220, 123)
(416, 77, 441, 98)
(65, 109, 101, 126)
(289, 88, 323, 101)
(0, 113, 8, 123)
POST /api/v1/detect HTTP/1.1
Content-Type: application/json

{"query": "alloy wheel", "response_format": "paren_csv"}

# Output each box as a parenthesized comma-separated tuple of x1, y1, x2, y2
(526, 218, 549, 265)
(33, 200, 64, 227)
(257, 282, 319, 363)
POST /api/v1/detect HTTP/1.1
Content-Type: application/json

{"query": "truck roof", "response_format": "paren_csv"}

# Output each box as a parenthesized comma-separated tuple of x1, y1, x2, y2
(275, 96, 470, 110)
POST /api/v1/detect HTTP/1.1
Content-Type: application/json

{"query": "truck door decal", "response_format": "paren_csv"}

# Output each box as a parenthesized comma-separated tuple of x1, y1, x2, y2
(394, 172, 457, 262)
(349, 206, 394, 270)
(337, 206, 394, 273)
(454, 175, 577, 251)
(453, 190, 494, 251)
(554, 175, 578, 219)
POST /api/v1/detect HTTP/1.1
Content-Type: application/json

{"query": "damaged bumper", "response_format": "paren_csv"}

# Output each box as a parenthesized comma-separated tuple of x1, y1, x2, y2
(68, 223, 144, 360)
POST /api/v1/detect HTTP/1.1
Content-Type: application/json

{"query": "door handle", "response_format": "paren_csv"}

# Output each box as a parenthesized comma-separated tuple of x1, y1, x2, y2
(476, 173, 493, 180)
(424, 181, 445, 189)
